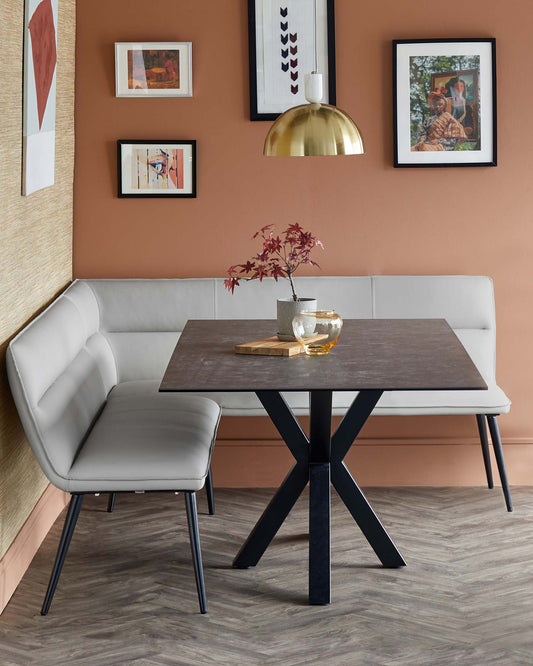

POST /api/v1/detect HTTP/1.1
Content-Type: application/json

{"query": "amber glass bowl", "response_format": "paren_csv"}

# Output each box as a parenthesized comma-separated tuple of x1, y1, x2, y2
(292, 310, 343, 355)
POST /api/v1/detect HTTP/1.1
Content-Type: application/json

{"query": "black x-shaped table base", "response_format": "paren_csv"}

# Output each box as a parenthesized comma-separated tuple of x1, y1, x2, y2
(233, 389, 406, 604)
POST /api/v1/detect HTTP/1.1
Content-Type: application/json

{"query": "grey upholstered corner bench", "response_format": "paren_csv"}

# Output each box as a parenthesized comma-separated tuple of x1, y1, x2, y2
(7, 275, 511, 614)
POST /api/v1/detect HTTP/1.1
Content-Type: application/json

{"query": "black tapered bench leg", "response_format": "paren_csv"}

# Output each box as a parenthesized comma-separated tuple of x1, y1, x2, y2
(185, 492, 207, 614)
(41, 493, 84, 615)
(476, 414, 494, 489)
(107, 492, 116, 513)
(206, 468, 215, 516)
(486, 415, 513, 512)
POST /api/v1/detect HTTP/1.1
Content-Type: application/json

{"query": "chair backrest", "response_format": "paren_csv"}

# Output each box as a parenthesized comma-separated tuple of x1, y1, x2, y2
(7, 281, 116, 489)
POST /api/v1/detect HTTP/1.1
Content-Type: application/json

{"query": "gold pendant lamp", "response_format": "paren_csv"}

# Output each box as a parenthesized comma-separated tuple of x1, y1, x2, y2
(263, 1, 364, 157)
(264, 73, 364, 156)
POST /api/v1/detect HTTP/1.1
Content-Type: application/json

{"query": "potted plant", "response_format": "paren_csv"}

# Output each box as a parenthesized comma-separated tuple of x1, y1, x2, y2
(225, 223, 323, 340)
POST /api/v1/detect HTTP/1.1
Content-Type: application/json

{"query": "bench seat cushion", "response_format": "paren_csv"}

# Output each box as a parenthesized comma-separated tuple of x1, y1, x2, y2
(67, 384, 220, 493)
(204, 385, 509, 416)
(374, 385, 510, 415)
(121, 380, 510, 421)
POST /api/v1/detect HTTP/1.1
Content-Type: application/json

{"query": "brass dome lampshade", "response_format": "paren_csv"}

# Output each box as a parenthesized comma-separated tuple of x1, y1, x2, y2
(264, 72, 364, 157)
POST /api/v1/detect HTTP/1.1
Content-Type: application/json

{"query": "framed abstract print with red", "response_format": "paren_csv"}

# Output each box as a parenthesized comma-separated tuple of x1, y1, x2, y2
(23, 0, 58, 195)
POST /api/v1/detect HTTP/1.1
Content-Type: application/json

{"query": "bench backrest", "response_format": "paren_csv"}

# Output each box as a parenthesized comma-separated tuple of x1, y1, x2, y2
(84, 275, 496, 384)
(372, 276, 496, 382)
(7, 282, 116, 489)
(85, 277, 375, 381)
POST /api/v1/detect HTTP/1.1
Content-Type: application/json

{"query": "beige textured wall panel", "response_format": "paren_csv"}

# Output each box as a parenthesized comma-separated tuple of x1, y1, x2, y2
(0, 0, 75, 559)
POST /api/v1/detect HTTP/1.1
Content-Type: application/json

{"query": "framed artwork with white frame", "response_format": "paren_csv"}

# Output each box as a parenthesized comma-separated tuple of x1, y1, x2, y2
(393, 39, 497, 167)
(115, 42, 192, 97)
(117, 140, 196, 198)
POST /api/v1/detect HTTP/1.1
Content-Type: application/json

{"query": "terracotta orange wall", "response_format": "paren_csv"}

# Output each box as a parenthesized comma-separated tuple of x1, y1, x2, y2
(74, 0, 533, 486)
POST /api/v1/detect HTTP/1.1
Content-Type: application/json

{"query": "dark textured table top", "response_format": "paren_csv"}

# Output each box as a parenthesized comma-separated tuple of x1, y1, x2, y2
(160, 319, 487, 392)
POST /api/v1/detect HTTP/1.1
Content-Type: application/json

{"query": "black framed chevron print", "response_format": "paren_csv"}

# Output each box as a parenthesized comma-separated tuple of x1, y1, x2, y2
(248, 0, 336, 120)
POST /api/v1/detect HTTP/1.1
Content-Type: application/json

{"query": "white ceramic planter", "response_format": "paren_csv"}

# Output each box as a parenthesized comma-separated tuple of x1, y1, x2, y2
(277, 297, 317, 341)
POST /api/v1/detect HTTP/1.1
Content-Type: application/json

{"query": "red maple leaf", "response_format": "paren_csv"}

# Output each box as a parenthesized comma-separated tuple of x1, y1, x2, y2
(252, 265, 270, 281)
(269, 264, 286, 281)
(255, 250, 270, 263)
(284, 222, 303, 237)
(266, 236, 283, 253)
(224, 277, 240, 293)
(252, 224, 274, 239)
(298, 231, 314, 247)
(239, 261, 256, 274)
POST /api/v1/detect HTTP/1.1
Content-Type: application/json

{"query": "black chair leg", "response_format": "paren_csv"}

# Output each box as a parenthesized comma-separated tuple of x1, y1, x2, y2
(107, 492, 116, 513)
(41, 493, 84, 615)
(476, 414, 494, 489)
(206, 468, 215, 516)
(185, 492, 207, 614)
(486, 415, 513, 512)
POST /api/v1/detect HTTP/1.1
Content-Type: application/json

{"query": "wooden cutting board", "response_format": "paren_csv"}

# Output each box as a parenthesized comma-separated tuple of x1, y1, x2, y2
(234, 334, 327, 357)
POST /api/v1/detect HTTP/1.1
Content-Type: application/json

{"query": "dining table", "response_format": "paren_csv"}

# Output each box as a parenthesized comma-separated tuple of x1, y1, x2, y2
(160, 318, 487, 605)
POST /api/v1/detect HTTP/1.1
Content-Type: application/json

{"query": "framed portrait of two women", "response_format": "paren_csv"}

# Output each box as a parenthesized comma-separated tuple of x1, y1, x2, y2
(393, 39, 496, 167)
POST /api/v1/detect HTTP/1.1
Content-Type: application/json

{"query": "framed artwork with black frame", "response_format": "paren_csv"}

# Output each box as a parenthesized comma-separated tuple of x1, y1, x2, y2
(248, 0, 336, 121)
(393, 39, 497, 167)
(117, 140, 196, 198)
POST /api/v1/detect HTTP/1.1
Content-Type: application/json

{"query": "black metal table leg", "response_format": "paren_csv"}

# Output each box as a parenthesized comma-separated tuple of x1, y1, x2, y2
(308, 391, 333, 604)
(234, 388, 406, 603)
(331, 462, 405, 567)
(331, 390, 405, 567)
(332, 391, 385, 464)
(255, 390, 310, 461)
(233, 462, 309, 568)
(233, 390, 311, 569)
(309, 462, 331, 603)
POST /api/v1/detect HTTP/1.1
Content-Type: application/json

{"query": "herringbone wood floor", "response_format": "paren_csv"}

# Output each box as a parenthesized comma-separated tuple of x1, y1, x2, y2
(1, 487, 533, 666)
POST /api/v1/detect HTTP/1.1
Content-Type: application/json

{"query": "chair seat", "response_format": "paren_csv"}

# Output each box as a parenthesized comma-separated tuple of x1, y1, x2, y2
(121, 379, 510, 418)
(67, 384, 220, 492)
